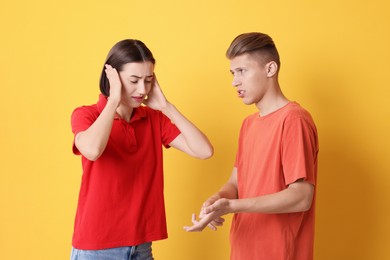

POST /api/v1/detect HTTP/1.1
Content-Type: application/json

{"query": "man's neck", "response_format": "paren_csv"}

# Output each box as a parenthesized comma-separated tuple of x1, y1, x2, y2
(256, 84, 289, 117)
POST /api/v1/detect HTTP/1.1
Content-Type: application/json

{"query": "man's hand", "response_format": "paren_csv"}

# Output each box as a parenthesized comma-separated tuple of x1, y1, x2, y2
(184, 198, 231, 232)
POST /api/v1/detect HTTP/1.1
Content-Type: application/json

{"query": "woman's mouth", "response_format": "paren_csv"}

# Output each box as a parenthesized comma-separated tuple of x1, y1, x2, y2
(132, 96, 144, 102)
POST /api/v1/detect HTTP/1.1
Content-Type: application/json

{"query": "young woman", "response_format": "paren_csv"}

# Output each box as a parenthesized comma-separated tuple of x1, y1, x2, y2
(70, 39, 213, 260)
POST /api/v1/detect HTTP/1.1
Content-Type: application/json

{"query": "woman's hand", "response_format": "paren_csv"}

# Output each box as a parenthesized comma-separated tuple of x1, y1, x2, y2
(143, 74, 169, 111)
(146, 74, 214, 159)
(74, 65, 123, 161)
(104, 64, 121, 106)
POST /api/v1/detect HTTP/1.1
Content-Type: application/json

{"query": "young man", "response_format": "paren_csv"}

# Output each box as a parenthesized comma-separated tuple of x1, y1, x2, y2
(184, 32, 319, 260)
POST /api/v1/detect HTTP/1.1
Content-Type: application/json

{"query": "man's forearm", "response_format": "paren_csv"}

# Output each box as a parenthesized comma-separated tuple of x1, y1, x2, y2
(229, 181, 314, 214)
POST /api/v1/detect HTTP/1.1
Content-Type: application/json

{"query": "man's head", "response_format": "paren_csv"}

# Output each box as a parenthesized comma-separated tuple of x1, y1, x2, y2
(227, 33, 282, 108)
(226, 32, 280, 72)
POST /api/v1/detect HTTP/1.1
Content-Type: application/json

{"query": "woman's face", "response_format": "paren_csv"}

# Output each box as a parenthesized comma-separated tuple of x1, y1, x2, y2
(118, 61, 154, 108)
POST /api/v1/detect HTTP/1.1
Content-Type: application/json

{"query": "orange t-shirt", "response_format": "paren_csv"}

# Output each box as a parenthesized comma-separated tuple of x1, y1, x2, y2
(231, 102, 319, 260)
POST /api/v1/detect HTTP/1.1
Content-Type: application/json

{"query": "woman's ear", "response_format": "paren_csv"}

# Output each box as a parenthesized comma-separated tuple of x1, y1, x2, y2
(266, 61, 278, 77)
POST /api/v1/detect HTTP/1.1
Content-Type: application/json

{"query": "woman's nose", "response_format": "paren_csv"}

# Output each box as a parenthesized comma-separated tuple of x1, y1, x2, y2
(138, 83, 146, 95)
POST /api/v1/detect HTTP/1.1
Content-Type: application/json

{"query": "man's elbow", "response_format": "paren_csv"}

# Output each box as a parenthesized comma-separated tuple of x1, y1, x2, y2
(290, 181, 314, 212)
(300, 196, 313, 212)
(297, 191, 314, 212)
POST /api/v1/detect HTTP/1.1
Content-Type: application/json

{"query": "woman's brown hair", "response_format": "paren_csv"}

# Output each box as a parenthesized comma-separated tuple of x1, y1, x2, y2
(99, 39, 155, 96)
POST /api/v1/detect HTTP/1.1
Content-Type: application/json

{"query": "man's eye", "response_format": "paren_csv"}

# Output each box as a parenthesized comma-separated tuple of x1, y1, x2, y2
(130, 81, 138, 84)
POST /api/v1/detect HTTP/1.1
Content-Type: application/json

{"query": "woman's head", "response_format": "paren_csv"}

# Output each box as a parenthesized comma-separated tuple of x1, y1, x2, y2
(100, 39, 155, 96)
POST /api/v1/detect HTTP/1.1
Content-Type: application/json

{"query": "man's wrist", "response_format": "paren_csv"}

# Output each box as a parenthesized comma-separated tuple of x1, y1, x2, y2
(229, 199, 239, 214)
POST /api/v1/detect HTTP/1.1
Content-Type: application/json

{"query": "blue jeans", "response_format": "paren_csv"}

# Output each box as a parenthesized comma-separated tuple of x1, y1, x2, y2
(70, 242, 153, 260)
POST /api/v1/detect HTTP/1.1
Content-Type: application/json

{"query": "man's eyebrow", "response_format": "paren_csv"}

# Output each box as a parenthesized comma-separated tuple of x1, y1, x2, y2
(230, 67, 243, 73)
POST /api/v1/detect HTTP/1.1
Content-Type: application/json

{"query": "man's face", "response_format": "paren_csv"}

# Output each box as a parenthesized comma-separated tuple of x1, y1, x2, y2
(229, 54, 269, 106)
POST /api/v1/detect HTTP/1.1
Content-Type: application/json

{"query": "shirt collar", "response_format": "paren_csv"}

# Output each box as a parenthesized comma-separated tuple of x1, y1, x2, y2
(97, 94, 147, 122)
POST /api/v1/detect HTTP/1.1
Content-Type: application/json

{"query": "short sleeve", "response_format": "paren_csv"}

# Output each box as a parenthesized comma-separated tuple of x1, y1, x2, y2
(159, 112, 181, 148)
(70, 106, 99, 155)
(282, 116, 319, 186)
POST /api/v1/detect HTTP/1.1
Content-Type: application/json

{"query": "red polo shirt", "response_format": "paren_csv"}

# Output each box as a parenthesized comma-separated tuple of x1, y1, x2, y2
(71, 94, 180, 250)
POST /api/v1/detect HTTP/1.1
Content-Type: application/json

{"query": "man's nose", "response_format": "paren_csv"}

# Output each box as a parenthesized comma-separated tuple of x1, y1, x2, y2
(232, 77, 240, 87)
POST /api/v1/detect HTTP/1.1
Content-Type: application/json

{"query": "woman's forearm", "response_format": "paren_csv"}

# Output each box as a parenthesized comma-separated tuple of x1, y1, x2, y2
(75, 99, 118, 161)
(162, 102, 213, 159)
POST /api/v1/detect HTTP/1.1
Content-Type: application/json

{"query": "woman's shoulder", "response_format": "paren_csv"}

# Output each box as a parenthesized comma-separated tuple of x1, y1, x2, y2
(71, 103, 99, 119)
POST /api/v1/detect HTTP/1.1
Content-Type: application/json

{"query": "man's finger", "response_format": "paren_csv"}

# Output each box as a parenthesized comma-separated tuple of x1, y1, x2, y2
(207, 223, 217, 231)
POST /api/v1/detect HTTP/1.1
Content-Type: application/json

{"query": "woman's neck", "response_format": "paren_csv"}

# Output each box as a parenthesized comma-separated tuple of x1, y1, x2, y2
(116, 105, 134, 122)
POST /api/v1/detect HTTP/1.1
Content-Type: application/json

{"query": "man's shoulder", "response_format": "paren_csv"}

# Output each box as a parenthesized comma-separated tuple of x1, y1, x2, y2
(283, 102, 314, 120)
(281, 102, 317, 132)
(241, 112, 259, 125)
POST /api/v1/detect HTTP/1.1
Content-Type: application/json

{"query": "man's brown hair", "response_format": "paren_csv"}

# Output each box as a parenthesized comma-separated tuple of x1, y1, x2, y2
(226, 32, 280, 68)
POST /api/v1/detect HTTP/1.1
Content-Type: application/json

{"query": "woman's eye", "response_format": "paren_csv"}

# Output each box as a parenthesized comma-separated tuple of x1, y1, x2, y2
(130, 81, 138, 84)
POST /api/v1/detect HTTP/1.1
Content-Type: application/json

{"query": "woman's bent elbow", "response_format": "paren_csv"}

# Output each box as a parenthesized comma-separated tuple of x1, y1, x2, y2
(80, 148, 103, 161)
(198, 147, 214, 159)
(192, 148, 214, 160)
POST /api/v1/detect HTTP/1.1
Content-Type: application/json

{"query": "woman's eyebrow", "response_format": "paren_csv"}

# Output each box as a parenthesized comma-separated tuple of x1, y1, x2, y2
(129, 75, 154, 78)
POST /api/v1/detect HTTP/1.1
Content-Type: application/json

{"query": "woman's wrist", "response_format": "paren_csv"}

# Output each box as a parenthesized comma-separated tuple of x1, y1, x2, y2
(160, 102, 175, 116)
(106, 96, 120, 108)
